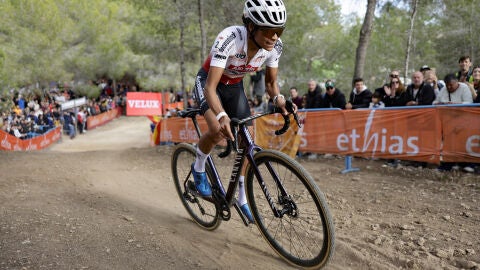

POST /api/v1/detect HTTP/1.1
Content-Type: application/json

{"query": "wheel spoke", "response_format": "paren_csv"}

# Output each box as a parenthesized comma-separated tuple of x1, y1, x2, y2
(171, 143, 221, 230)
(247, 150, 335, 269)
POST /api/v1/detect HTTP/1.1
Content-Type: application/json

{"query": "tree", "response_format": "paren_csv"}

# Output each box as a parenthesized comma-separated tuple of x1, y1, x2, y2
(353, 0, 376, 84)
(403, 0, 418, 81)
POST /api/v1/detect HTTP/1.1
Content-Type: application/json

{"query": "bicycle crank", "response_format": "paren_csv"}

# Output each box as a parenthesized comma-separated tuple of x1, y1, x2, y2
(213, 189, 231, 221)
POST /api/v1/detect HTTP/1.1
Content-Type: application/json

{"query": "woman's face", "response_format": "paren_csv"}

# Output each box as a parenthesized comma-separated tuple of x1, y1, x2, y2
(253, 26, 283, 51)
(391, 79, 400, 89)
(473, 67, 480, 80)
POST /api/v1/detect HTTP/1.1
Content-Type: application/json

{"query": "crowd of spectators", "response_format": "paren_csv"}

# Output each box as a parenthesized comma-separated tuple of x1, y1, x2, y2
(0, 80, 126, 141)
(244, 55, 480, 174)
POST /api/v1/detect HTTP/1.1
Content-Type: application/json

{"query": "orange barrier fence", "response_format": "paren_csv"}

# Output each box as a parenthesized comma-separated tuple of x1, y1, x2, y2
(154, 106, 480, 164)
(1, 108, 122, 151)
(1, 127, 62, 151)
(87, 107, 122, 130)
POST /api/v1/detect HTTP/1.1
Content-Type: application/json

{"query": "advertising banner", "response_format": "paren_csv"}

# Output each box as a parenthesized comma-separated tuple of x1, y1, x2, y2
(0, 127, 62, 151)
(126, 92, 163, 116)
(438, 107, 480, 162)
(255, 114, 301, 158)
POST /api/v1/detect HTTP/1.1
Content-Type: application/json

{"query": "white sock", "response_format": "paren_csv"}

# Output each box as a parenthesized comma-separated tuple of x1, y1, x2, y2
(194, 147, 208, 172)
(237, 176, 247, 206)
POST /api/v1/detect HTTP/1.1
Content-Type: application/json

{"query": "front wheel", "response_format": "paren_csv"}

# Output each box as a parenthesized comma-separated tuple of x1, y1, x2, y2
(245, 150, 335, 269)
(171, 143, 221, 230)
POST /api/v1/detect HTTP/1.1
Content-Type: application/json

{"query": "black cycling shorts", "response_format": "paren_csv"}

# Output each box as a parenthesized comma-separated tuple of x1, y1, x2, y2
(193, 68, 251, 120)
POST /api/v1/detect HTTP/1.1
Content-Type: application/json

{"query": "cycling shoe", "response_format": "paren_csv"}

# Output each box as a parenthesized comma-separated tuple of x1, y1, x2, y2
(191, 163, 212, 197)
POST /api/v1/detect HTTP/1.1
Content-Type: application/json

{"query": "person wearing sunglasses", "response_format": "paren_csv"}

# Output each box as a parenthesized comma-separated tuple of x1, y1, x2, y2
(374, 70, 401, 101)
(190, 0, 290, 223)
(382, 77, 408, 107)
(321, 80, 346, 109)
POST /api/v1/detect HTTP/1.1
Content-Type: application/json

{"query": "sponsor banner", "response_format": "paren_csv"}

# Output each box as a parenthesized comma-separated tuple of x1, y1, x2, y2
(153, 107, 480, 164)
(299, 110, 346, 154)
(255, 114, 301, 158)
(340, 108, 441, 163)
(60, 97, 87, 110)
(158, 116, 227, 147)
(438, 107, 480, 162)
(87, 107, 121, 130)
(299, 108, 441, 163)
(0, 127, 62, 151)
(126, 92, 163, 116)
(160, 117, 206, 143)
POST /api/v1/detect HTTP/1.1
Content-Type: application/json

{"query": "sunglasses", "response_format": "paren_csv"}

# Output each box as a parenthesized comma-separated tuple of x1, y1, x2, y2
(326, 87, 334, 90)
(390, 74, 399, 78)
(258, 26, 284, 38)
(391, 81, 400, 84)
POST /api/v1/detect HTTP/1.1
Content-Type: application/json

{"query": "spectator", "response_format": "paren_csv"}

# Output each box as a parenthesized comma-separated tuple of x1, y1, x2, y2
(405, 71, 435, 106)
(305, 79, 323, 109)
(11, 124, 26, 139)
(455, 55, 474, 84)
(63, 111, 76, 139)
(375, 70, 401, 99)
(345, 77, 372, 109)
(289, 87, 303, 109)
(250, 67, 266, 101)
(252, 95, 266, 113)
(77, 109, 87, 134)
(433, 74, 473, 105)
(369, 92, 385, 108)
(473, 66, 480, 103)
(321, 80, 346, 109)
(17, 94, 26, 110)
(423, 69, 444, 97)
(382, 76, 408, 107)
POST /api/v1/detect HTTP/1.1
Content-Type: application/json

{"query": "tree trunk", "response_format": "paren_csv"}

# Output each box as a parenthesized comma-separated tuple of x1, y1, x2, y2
(353, 0, 376, 85)
(198, 0, 207, 65)
(174, 0, 187, 108)
(404, 0, 418, 82)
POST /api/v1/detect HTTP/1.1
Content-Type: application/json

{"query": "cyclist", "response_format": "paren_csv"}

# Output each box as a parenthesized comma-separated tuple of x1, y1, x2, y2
(191, 0, 290, 223)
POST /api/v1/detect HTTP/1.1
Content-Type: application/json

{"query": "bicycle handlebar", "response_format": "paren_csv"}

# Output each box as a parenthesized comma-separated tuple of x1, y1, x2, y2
(271, 99, 300, 135)
(219, 99, 301, 157)
(176, 101, 301, 158)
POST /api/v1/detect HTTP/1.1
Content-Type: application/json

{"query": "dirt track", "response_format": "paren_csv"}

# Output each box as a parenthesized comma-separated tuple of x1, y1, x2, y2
(0, 116, 478, 270)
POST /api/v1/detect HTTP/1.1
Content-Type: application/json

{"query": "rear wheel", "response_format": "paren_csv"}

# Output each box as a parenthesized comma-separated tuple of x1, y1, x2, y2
(171, 143, 221, 230)
(245, 150, 335, 269)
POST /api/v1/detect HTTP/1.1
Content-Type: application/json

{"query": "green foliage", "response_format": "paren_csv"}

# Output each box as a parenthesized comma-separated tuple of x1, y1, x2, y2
(0, 0, 479, 108)
(73, 84, 101, 99)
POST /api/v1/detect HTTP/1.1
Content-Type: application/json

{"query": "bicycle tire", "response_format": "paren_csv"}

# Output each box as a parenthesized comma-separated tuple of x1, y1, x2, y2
(171, 143, 221, 230)
(245, 150, 335, 269)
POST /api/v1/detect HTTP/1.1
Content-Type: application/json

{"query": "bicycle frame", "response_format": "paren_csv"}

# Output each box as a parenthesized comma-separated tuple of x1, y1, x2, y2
(185, 110, 291, 221)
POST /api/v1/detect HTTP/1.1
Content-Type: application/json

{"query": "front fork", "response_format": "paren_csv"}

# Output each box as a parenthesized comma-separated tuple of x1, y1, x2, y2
(247, 148, 297, 218)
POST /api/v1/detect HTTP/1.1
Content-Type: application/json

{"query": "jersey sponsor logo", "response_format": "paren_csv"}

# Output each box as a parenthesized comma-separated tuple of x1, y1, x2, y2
(214, 54, 227, 60)
(228, 64, 256, 73)
(219, 32, 236, 52)
(235, 53, 246, 59)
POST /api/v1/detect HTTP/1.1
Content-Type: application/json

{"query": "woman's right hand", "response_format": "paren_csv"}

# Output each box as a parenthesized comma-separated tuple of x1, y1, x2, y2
(384, 85, 392, 96)
(218, 115, 234, 141)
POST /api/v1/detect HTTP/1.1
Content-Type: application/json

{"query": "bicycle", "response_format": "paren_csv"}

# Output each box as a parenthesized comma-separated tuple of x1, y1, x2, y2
(171, 101, 335, 269)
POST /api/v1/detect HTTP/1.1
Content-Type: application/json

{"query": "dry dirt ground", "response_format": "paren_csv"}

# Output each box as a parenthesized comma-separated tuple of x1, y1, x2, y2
(0, 116, 479, 270)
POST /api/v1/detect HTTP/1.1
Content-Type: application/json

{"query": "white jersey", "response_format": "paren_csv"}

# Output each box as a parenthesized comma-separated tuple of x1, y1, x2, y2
(202, 25, 283, 85)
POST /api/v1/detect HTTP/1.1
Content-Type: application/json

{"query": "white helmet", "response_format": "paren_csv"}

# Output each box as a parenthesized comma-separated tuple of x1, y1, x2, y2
(243, 0, 287, 28)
